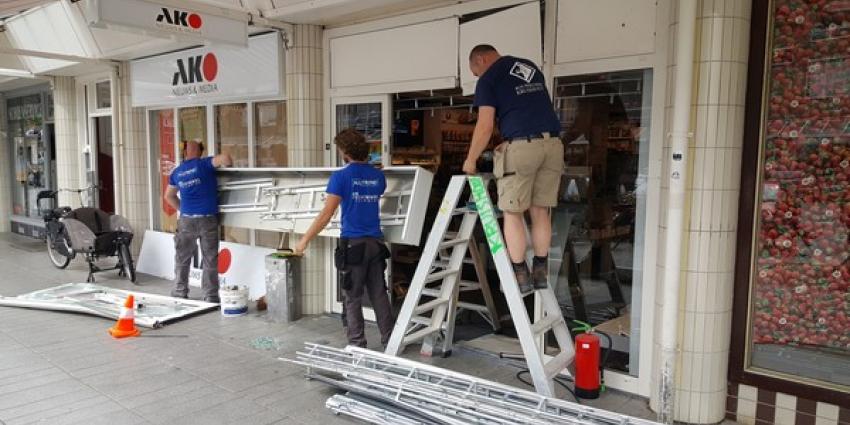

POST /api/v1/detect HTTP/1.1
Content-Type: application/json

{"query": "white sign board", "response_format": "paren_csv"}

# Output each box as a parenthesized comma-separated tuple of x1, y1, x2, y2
(84, 0, 248, 46)
(137, 230, 275, 300)
(130, 32, 282, 107)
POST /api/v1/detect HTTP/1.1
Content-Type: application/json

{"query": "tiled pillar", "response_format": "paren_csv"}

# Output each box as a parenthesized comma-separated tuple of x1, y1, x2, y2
(651, 1, 752, 423)
(285, 25, 327, 315)
(115, 62, 150, 255)
(0, 95, 10, 232)
(52, 76, 82, 209)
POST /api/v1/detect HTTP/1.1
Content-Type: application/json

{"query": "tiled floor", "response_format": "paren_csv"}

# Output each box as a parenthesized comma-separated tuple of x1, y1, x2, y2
(0, 232, 667, 424)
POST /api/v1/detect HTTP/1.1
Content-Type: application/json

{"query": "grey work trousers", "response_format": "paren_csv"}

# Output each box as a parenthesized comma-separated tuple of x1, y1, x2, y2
(173, 216, 220, 299)
(341, 238, 395, 348)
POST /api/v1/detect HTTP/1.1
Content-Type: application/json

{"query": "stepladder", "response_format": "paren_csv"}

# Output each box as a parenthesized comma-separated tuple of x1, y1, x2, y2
(385, 175, 576, 397)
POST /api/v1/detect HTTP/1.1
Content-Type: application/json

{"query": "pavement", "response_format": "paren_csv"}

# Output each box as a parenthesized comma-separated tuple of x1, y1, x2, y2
(0, 232, 663, 425)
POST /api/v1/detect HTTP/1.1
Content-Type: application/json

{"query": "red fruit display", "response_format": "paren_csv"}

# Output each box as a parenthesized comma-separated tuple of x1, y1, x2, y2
(754, 0, 850, 353)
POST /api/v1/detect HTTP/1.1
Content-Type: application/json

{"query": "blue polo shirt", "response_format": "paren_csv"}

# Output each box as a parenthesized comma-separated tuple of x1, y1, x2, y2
(326, 163, 386, 238)
(169, 157, 219, 215)
(473, 55, 561, 139)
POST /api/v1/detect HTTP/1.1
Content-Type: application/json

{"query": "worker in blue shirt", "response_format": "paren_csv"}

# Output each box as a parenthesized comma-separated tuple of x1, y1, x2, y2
(294, 129, 393, 348)
(462, 44, 564, 295)
(164, 140, 232, 303)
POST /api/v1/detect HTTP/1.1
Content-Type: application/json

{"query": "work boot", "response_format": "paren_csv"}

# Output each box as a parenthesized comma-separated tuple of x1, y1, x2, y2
(204, 296, 221, 304)
(170, 290, 188, 299)
(532, 256, 548, 290)
(512, 262, 534, 295)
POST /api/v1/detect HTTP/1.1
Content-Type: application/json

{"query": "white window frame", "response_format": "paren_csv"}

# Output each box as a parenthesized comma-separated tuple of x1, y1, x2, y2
(144, 96, 288, 246)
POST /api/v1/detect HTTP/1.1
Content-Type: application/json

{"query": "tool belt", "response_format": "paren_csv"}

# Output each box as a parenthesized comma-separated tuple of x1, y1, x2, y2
(334, 238, 391, 291)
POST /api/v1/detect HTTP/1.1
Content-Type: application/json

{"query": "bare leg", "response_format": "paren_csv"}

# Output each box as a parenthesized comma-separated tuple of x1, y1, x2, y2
(502, 211, 527, 263)
(529, 206, 552, 257)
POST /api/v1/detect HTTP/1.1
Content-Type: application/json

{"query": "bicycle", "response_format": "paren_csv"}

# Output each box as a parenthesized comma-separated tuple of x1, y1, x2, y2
(37, 186, 137, 283)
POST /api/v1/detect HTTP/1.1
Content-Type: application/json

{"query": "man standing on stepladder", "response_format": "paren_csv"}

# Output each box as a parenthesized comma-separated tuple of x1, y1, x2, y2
(164, 140, 232, 303)
(462, 44, 564, 295)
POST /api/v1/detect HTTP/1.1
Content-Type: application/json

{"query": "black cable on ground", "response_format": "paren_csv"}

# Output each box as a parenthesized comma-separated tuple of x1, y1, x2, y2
(514, 369, 580, 403)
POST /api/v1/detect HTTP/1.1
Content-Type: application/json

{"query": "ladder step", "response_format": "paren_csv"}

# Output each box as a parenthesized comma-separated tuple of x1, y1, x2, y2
(458, 280, 482, 290)
(439, 238, 468, 249)
(413, 298, 450, 315)
(424, 269, 459, 284)
(420, 288, 440, 297)
(544, 350, 573, 379)
(457, 301, 489, 313)
(403, 325, 440, 345)
(531, 314, 563, 336)
(410, 315, 441, 327)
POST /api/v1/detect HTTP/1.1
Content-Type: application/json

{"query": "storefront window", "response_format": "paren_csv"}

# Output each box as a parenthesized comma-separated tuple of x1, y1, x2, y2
(7, 93, 50, 218)
(552, 69, 652, 376)
(215, 103, 249, 167)
(149, 109, 177, 233)
(255, 101, 287, 167)
(748, 0, 850, 388)
(336, 103, 382, 166)
(178, 106, 206, 161)
(95, 81, 111, 109)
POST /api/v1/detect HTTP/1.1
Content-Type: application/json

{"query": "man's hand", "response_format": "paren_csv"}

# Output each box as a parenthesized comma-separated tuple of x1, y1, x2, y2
(462, 158, 478, 175)
(294, 239, 308, 256)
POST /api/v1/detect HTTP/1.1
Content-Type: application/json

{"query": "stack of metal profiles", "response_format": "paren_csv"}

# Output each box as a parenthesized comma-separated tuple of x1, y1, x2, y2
(282, 343, 658, 425)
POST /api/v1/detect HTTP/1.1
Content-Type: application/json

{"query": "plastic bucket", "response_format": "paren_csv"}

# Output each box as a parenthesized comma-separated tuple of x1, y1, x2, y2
(219, 286, 248, 317)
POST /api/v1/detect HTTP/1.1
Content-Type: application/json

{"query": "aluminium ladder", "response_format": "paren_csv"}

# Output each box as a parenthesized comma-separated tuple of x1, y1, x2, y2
(385, 175, 576, 397)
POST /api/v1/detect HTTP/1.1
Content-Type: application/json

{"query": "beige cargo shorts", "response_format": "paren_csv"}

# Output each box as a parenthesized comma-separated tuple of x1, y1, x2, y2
(493, 135, 565, 213)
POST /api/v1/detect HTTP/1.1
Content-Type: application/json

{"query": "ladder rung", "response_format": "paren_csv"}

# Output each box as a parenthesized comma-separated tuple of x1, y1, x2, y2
(458, 280, 482, 290)
(414, 298, 449, 315)
(403, 325, 440, 345)
(410, 315, 435, 326)
(420, 288, 441, 297)
(531, 314, 562, 336)
(457, 301, 489, 313)
(544, 351, 573, 379)
(439, 238, 468, 249)
(424, 269, 459, 284)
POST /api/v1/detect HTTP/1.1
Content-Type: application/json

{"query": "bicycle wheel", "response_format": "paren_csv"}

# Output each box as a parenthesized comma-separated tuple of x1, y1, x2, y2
(118, 242, 137, 283)
(46, 232, 72, 269)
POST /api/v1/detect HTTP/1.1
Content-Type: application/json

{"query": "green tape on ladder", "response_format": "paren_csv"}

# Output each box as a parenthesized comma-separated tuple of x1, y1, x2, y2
(467, 176, 504, 255)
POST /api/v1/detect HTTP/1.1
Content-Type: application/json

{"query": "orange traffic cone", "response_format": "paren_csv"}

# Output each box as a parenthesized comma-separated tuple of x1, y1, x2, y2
(108, 294, 141, 338)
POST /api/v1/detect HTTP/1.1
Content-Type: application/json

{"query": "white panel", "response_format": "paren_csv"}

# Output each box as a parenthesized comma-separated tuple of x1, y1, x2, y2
(86, 0, 249, 47)
(130, 33, 283, 107)
(330, 18, 458, 91)
(4, 2, 86, 73)
(556, 0, 656, 64)
(459, 2, 542, 95)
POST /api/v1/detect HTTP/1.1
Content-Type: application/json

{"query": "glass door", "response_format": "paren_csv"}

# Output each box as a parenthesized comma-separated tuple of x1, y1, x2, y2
(328, 95, 391, 318)
(551, 69, 653, 377)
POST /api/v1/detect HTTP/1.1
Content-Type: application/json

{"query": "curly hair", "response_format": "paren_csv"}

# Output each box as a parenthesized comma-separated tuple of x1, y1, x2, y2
(334, 128, 370, 162)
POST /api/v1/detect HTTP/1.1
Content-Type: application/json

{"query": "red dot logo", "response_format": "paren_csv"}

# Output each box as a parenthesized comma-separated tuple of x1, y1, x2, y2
(188, 13, 202, 29)
(218, 248, 232, 274)
(202, 53, 218, 82)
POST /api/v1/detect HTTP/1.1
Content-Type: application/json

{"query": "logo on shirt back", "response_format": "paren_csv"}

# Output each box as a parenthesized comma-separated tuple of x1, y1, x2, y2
(509, 62, 536, 83)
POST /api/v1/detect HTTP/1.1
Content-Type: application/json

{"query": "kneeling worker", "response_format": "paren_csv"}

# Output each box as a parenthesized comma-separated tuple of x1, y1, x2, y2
(294, 129, 394, 348)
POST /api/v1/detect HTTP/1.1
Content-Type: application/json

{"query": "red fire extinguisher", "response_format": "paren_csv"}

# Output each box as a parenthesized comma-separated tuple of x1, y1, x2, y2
(572, 321, 606, 399)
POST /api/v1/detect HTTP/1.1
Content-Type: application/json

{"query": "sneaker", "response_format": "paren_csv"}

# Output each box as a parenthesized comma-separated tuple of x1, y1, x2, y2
(532, 256, 548, 290)
(512, 262, 534, 295)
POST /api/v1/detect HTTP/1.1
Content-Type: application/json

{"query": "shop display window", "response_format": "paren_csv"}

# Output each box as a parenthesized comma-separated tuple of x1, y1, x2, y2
(178, 106, 206, 161)
(552, 69, 652, 376)
(255, 101, 287, 167)
(7, 93, 50, 218)
(149, 109, 177, 233)
(215, 103, 249, 167)
(336, 103, 382, 166)
(747, 0, 850, 388)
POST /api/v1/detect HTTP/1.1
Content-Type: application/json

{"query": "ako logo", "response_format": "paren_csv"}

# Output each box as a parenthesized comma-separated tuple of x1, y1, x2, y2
(171, 53, 219, 97)
(156, 7, 203, 33)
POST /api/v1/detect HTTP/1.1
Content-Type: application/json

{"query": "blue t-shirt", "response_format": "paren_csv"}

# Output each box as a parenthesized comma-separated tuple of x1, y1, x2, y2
(168, 157, 219, 215)
(326, 163, 386, 239)
(473, 56, 561, 139)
